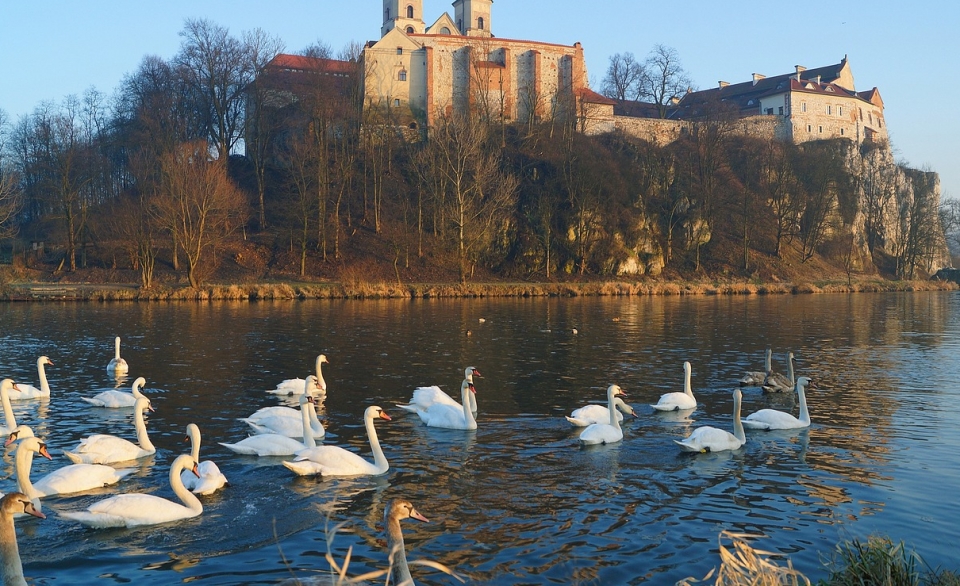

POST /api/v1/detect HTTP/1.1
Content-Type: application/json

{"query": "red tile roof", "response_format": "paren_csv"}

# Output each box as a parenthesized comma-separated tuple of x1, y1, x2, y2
(267, 53, 356, 75)
(577, 88, 616, 105)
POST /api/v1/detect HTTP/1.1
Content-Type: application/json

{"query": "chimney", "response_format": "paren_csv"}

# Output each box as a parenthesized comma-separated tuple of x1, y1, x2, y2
(752, 73, 765, 85)
(718, 81, 729, 89)
(795, 65, 806, 81)
(815, 75, 821, 84)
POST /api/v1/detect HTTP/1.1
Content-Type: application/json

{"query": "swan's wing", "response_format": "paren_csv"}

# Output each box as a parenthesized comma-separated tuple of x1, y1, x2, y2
(290, 446, 375, 476)
(677, 426, 740, 452)
(33, 464, 136, 497)
(268, 378, 306, 395)
(407, 386, 459, 410)
(64, 494, 194, 528)
(186, 462, 228, 495)
(243, 415, 303, 437)
(283, 459, 325, 476)
(219, 434, 303, 456)
(9, 384, 45, 400)
(419, 403, 470, 429)
(739, 371, 767, 386)
(744, 408, 800, 430)
(578, 423, 622, 445)
(244, 406, 298, 422)
(651, 392, 696, 411)
(81, 391, 136, 408)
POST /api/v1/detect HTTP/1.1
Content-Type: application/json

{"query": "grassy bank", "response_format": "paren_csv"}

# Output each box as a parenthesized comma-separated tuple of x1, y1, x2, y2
(2, 277, 957, 301)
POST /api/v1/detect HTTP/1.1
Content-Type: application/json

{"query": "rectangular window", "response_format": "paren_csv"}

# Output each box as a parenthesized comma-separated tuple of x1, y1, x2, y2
(838, 106, 843, 117)
(397, 47, 403, 55)
(778, 106, 784, 115)
(819, 126, 823, 133)
(840, 128, 845, 136)
(765, 108, 773, 115)
(394, 99, 401, 107)
(807, 125, 812, 132)
(801, 102, 806, 113)
(827, 105, 832, 115)
(398, 70, 407, 82)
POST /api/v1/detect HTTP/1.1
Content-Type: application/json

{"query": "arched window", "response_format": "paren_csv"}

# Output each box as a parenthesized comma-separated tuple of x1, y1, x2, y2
(406, 5, 414, 18)
(440, 26, 451, 35)
(478, 17, 485, 30)
(406, 26, 414, 34)
(398, 70, 407, 82)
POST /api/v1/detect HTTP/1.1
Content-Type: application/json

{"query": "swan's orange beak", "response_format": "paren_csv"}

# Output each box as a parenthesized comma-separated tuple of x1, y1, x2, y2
(472, 368, 482, 378)
(39, 444, 53, 460)
(4, 432, 18, 447)
(24, 502, 45, 520)
(379, 411, 392, 421)
(191, 462, 200, 478)
(468, 383, 477, 394)
(409, 508, 429, 523)
(10, 383, 20, 393)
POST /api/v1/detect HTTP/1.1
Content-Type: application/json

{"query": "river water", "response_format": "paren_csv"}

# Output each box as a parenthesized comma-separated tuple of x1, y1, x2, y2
(1, 292, 958, 584)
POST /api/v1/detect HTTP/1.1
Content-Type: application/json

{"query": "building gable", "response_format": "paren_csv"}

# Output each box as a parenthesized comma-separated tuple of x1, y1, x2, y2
(425, 13, 460, 36)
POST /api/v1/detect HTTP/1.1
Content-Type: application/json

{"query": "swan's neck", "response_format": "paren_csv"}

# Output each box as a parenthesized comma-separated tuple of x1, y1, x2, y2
(606, 389, 622, 430)
(301, 403, 316, 448)
(365, 414, 389, 473)
(797, 383, 810, 425)
(315, 358, 326, 391)
(461, 384, 477, 430)
(684, 368, 693, 397)
(387, 518, 413, 586)
(134, 406, 155, 452)
(37, 361, 50, 394)
(0, 511, 25, 586)
(14, 447, 40, 507)
(132, 382, 145, 399)
(787, 356, 795, 385)
(0, 388, 16, 431)
(764, 349, 772, 373)
(732, 395, 745, 444)
(115, 339, 122, 361)
(170, 459, 203, 514)
(189, 430, 201, 462)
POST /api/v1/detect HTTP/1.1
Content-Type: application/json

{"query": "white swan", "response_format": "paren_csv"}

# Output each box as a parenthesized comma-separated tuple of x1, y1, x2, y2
(269, 355, 328, 397)
(277, 498, 428, 586)
(63, 396, 156, 464)
(675, 389, 746, 453)
(242, 376, 325, 439)
(651, 361, 697, 411)
(81, 376, 147, 408)
(106, 337, 129, 374)
(0, 380, 21, 435)
(60, 454, 202, 529)
(762, 352, 795, 393)
(283, 406, 391, 477)
(579, 385, 627, 445)
(0, 492, 45, 586)
(566, 396, 636, 427)
(743, 377, 813, 430)
(398, 366, 482, 416)
(181, 424, 228, 495)
(10, 357, 52, 400)
(740, 348, 772, 387)
(6, 426, 135, 501)
(404, 379, 477, 430)
(220, 393, 318, 457)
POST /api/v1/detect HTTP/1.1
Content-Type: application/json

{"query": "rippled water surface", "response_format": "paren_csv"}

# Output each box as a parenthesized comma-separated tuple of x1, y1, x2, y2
(1, 293, 959, 584)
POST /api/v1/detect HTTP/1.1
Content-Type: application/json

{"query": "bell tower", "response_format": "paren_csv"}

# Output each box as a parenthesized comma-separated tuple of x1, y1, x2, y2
(453, 0, 493, 37)
(382, 0, 425, 37)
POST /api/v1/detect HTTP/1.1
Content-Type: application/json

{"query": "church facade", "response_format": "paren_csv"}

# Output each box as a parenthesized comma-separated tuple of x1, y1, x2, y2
(362, 0, 595, 128)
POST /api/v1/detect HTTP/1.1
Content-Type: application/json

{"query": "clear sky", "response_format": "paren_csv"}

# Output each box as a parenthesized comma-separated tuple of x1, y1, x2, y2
(2, 0, 957, 200)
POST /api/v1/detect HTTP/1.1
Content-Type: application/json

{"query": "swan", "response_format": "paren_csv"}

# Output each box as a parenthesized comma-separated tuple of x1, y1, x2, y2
(762, 352, 795, 393)
(241, 376, 325, 439)
(740, 348, 772, 387)
(277, 498, 428, 586)
(10, 357, 52, 400)
(220, 393, 318, 457)
(675, 389, 746, 453)
(651, 361, 697, 411)
(743, 377, 813, 430)
(566, 396, 636, 427)
(0, 492, 45, 586)
(0, 380, 21, 435)
(283, 406, 391, 477)
(80, 376, 147, 408)
(60, 454, 202, 529)
(181, 424, 228, 495)
(579, 385, 627, 445)
(398, 366, 482, 416)
(106, 337, 129, 374)
(5, 427, 135, 500)
(63, 396, 156, 464)
(269, 354, 328, 397)
(404, 378, 477, 430)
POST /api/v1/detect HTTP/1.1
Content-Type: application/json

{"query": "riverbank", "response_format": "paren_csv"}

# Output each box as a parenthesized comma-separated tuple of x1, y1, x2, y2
(3, 277, 957, 301)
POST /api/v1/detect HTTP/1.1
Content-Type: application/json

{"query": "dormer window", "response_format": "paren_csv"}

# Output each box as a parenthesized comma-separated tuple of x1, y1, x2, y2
(406, 5, 414, 18)
(826, 86, 835, 92)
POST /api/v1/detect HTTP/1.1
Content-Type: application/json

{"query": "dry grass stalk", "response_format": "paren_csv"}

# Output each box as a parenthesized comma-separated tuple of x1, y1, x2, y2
(676, 531, 810, 586)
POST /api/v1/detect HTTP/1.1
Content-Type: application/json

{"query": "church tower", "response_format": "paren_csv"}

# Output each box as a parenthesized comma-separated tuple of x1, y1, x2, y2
(453, 0, 493, 37)
(382, 0, 425, 37)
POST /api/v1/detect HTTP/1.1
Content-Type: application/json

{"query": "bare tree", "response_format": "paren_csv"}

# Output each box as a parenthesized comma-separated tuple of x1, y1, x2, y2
(638, 44, 693, 119)
(600, 52, 644, 102)
(0, 109, 22, 240)
(154, 141, 248, 287)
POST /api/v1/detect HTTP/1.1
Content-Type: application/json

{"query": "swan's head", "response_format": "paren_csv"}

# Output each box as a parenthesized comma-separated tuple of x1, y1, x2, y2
(38, 356, 53, 366)
(366, 406, 391, 422)
(467, 382, 477, 394)
(0, 379, 19, 394)
(684, 361, 692, 374)
(22, 437, 53, 461)
(733, 388, 743, 402)
(134, 397, 154, 413)
(1, 492, 45, 520)
(796, 376, 814, 389)
(386, 499, 429, 525)
(5, 425, 35, 447)
(465, 366, 482, 380)
(185, 423, 200, 442)
(317, 355, 329, 365)
(614, 398, 637, 418)
(608, 384, 625, 398)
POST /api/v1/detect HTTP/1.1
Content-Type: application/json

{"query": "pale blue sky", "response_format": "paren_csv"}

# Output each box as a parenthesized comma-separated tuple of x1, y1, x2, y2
(2, 1, 957, 200)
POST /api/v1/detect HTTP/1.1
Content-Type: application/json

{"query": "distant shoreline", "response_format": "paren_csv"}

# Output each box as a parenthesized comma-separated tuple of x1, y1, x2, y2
(3, 278, 957, 301)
